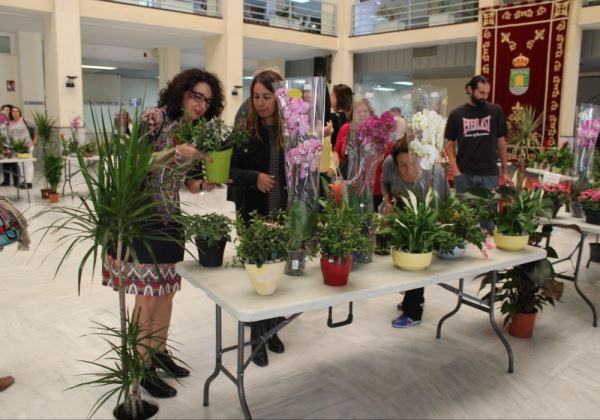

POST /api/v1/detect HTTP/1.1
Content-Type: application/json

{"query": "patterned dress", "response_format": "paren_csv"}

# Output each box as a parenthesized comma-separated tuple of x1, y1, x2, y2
(102, 107, 185, 296)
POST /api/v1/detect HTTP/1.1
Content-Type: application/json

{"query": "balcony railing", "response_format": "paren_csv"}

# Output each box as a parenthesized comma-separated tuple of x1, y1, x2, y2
(584, 0, 600, 6)
(101, 0, 221, 17)
(243, 0, 337, 36)
(353, 0, 479, 36)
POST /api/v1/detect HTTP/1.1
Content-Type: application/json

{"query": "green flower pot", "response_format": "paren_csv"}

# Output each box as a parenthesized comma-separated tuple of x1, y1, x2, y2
(205, 148, 233, 183)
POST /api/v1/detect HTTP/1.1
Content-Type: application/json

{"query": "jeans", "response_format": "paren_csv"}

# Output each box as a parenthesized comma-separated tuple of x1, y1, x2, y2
(453, 173, 499, 193)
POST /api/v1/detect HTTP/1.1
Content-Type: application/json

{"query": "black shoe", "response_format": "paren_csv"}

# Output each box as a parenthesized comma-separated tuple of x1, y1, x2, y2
(250, 322, 269, 367)
(397, 302, 403, 311)
(154, 350, 190, 378)
(0, 181, 9, 186)
(140, 366, 177, 398)
(267, 318, 285, 353)
(18, 183, 32, 189)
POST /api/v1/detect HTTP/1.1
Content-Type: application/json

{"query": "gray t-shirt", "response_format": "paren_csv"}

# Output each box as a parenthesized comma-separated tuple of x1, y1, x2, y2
(381, 155, 449, 201)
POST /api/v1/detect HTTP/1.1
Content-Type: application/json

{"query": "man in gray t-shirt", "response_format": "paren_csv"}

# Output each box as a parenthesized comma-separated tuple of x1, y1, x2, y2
(379, 140, 449, 329)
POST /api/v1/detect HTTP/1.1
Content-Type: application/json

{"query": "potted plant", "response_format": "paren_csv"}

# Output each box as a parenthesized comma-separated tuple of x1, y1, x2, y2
(534, 182, 569, 218)
(494, 184, 547, 251)
(33, 110, 183, 419)
(478, 257, 557, 338)
(11, 138, 30, 158)
(186, 213, 232, 267)
(33, 111, 59, 198)
(533, 142, 574, 175)
(81, 142, 97, 157)
(578, 189, 600, 225)
(235, 210, 289, 296)
(43, 154, 63, 203)
(382, 189, 451, 271)
(507, 104, 544, 173)
(435, 195, 487, 259)
(317, 192, 370, 287)
(179, 117, 249, 183)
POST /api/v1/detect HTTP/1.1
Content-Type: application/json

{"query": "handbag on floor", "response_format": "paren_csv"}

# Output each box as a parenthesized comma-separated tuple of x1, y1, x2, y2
(0, 200, 21, 247)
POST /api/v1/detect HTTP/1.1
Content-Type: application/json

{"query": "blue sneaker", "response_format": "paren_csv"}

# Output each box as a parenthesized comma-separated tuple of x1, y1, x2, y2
(391, 315, 421, 328)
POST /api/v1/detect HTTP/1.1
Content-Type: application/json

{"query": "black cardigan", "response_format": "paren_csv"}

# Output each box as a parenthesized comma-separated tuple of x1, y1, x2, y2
(228, 126, 287, 221)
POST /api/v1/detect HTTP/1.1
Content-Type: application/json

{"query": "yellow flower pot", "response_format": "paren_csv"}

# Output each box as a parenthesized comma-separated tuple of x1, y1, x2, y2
(244, 261, 286, 296)
(16, 153, 31, 159)
(493, 231, 529, 251)
(391, 249, 433, 271)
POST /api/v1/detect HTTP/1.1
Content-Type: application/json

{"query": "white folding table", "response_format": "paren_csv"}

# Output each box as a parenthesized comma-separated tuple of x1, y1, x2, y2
(0, 157, 37, 203)
(62, 155, 100, 198)
(178, 245, 546, 419)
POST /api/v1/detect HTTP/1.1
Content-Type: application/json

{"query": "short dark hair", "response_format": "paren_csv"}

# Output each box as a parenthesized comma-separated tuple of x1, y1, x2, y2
(158, 68, 225, 120)
(391, 136, 410, 166)
(465, 75, 490, 91)
(1, 104, 12, 111)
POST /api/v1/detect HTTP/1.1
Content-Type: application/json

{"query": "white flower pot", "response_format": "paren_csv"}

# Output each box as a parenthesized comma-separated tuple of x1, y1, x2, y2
(244, 261, 286, 296)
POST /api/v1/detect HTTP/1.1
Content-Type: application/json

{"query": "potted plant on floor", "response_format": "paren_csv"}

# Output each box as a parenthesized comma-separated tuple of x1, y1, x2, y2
(235, 210, 289, 296)
(479, 257, 557, 338)
(317, 191, 370, 286)
(382, 189, 450, 271)
(43, 154, 63, 203)
(33, 110, 185, 419)
(186, 213, 232, 267)
(578, 189, 600, 225)
(494, 184, 548, 251)
(179, 117, 249, 183)
(33, 111, 58, 198)
(435, 195, 487, 259)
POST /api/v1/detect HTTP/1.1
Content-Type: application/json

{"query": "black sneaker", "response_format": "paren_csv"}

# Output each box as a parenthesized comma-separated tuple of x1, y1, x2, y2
(18, 183, 32, 189)
(140, 366, 177, 398)
(154, 351, 190, 378)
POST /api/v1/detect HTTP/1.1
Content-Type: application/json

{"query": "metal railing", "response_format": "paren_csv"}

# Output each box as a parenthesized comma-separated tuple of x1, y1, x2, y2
(243, 0, 337, 36)
(353, 0, 479, 36)
(100, 0, 221, 17)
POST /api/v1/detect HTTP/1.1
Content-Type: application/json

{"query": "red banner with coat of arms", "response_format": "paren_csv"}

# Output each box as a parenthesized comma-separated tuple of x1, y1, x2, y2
(480, 0, 571, 149)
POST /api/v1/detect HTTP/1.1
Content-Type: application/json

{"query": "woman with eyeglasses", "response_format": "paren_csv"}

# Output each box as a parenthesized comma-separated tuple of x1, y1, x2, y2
(229, 69, 288, 367)
(102, 68, 225, 399)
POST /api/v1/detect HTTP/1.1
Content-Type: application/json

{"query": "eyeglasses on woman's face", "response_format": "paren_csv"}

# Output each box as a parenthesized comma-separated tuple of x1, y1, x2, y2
(189, 89, 212, 107)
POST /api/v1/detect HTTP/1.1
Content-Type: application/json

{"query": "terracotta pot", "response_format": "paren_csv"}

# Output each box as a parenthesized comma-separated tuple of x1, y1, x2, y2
(320, 255, 352, 286)
(48, 192, 59, 203)
(493, 231, 529, 251)
(391, 249, 433, 271)
(508, 312, 537, 338)
(244, 261, 285, 296)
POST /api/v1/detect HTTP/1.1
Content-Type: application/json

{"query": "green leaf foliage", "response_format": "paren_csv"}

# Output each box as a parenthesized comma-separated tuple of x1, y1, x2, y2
(185, 212, 233, 246)
(235, 210, 289, 267)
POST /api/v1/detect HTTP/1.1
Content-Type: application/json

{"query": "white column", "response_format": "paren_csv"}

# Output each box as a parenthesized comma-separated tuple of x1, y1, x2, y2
(257, 58, 286, 77)
(43, 0, 83, 129)
(331, 0, 353, 88)
(158, 46, 181, 90)
(559, 3, 581, 137)
(17, 32, 45, 119)
(205, 0, 243, 124)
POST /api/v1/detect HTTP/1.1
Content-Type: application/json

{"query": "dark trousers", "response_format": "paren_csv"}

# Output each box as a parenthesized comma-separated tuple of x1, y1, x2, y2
(2, 163, 18, 185)
(402, 288, 425, 321)
(373, 194, 383, 213)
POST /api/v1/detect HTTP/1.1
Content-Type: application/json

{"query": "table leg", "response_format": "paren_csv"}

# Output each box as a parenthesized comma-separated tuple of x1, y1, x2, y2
(436, 278, 464, 339)
(572, 232, 598, 327)
(488, 270, 514, 373)
(237, 321, 252, 420)
(203, 305, 223, 407)
(68, 160, 74, 198)
(62, 160, 68, 197)
(19, 162, 30, 204)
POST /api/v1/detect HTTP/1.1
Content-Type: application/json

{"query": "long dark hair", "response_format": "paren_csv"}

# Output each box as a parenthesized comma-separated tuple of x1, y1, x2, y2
(246, 70, 284, 148)
(158, 68, 225, 120)
(9, 106, 22, 121)
(332, 84, 353, 119)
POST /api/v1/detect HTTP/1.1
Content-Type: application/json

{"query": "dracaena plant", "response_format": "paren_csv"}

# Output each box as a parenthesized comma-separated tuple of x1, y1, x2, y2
(235, 210, 289, 267)
(381, 189, 451, 254)
(32, 107, 186, 419)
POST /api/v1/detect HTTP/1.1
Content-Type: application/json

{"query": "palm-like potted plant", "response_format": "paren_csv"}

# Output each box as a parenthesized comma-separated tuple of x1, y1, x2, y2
(478, 256, 557, 338)
(33, 111, 59, 198)
(382, 189, 451, 270)
(186, 212, 233, 267)
(33, 111, 184, 419)
(494, 184, 548, 251)
(11, 138, 30, 158)
(507, 104, 544, 170)
(43, 154, 63, 203)
(317, 194, 370, 286)
(178, 117, 249, 183)
(435, 195, 487, 259)
(235, 210, 289, 296)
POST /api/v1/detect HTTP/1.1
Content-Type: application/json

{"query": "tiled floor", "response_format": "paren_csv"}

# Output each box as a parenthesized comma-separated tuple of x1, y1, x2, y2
(1, 175, 600, 419)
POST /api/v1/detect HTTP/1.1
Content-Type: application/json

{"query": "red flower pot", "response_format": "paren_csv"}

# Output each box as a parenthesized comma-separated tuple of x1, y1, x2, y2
(508, 312, 537, 338)
(320, 255, 352, 287)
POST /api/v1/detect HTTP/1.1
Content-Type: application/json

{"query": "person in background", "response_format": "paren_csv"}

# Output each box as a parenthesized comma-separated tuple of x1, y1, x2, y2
(102, 68, 225, 399)
(8, 106, 35, 189)
(229, 69, 288, 368)
(444, 75, 509, 194)
(1, 104, 14, 186)
(329, 84, 353, 148)
(389, 106, 407, 141)
(381, 138, 449, 328)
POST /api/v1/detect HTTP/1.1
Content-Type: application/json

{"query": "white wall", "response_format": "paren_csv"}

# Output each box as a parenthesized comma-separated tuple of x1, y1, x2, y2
(412, 77, 467, 116)
(0, 53, 21, 108)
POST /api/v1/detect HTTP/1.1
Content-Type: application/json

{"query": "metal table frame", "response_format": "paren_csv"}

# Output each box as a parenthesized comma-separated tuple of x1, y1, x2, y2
(0, 157, 36, 204)
(202, 269, 509, 419)
(62, 155, 99, 198)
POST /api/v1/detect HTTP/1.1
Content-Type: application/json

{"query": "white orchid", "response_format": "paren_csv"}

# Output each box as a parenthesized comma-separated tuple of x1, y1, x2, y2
(410, 109, 446, 170)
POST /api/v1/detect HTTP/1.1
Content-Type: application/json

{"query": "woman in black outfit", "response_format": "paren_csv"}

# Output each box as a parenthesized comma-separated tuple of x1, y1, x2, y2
(229, 69, 287, 367)
(329, 84, 353, 148)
